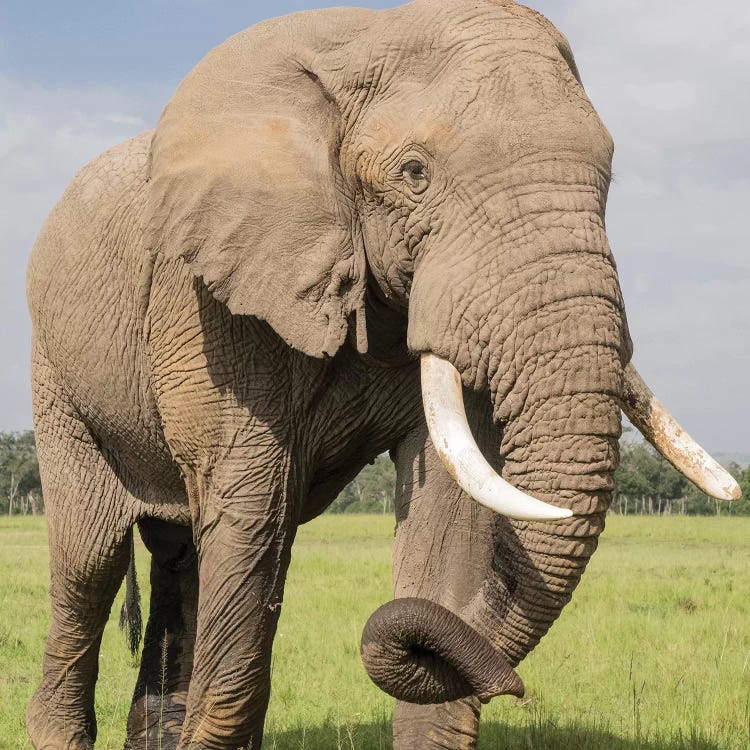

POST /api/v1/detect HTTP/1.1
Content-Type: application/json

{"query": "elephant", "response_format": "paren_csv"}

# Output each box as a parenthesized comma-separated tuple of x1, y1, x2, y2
(25, 0, 740, 748)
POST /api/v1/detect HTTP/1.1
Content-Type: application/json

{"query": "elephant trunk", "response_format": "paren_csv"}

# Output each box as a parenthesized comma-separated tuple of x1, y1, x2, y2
(468, 318, 624, 665)
(360, 597, 523, 704)
(470, 436, 619, 666)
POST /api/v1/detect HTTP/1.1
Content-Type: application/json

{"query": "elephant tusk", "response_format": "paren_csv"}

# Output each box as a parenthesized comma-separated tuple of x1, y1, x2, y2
(622, 363, 741, 501)
(420, 353, 573, 522)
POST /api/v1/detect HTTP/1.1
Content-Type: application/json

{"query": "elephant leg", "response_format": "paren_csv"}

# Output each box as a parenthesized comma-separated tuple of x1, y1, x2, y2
(391, 416, 498, 750)
(394, 699, 481, 750)
(125, 519, 198, 750)
(176, 460, 298, 750)
(26, 368, 133, 749)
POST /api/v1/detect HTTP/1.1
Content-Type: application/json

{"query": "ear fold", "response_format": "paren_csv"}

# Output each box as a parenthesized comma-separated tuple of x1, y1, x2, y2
(145, 14, 368, 357)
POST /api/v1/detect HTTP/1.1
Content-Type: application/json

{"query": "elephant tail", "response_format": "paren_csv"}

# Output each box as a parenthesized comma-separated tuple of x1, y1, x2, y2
(119, 530, 143, 656)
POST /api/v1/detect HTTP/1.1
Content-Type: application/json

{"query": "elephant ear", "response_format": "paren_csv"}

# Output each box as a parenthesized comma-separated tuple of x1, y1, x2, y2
(145, 14, 368, 357)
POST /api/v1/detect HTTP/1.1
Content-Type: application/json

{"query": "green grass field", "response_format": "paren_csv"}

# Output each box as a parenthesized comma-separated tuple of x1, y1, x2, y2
(1, 515, 748, 749)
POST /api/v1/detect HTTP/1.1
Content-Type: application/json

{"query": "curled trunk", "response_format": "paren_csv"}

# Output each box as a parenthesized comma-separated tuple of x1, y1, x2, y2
(361, 597, 523, 704)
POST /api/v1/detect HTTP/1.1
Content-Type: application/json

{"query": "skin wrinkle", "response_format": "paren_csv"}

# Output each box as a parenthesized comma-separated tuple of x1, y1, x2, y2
(494, 286, 623, 345)
(429, 208, 611, 286)
(504, 312, 624, 381)
(513, 389, 622, 434)
(462, 189, 608, 242)
(510, 308, 623, 364)
(440, 258, 624, 397)
(506, 422, 619, 464)
(467, 270, 615, 384)
(470, 293, 619, 368)
(503, 376, 622, 438)
(504, 400, 621, 455)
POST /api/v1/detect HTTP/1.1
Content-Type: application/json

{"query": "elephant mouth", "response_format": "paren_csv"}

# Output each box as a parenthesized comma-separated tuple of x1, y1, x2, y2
(360, 598, 523, 705)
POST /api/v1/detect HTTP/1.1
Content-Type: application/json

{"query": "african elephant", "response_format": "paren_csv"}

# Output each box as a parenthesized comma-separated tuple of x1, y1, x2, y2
(25, 1, 739, 748)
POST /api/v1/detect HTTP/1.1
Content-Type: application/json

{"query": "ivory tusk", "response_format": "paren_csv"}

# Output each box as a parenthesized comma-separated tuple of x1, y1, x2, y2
(622, 363, 741, 502)
(420, 353, 573, 522)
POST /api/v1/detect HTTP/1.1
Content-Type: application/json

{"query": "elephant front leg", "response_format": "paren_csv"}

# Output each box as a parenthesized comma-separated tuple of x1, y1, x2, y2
(125, 519, 198, 750)
(177, 463, 298, 750)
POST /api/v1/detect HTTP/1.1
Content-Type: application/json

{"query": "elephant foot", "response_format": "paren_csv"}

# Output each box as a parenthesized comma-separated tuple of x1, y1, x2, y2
(26, 689, 95, 750)
(394, 697, 481, 750)
(125, 691, 187, 750)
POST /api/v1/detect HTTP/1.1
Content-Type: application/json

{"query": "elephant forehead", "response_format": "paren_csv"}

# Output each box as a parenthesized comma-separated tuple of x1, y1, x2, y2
(337, 1, 595, 145)
(356, 0, 575, 72)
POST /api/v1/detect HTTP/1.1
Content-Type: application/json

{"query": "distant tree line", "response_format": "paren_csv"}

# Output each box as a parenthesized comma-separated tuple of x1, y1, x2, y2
(327, 441, 750, 516)
(0, 431, 43, 515)
(613, 438, 749, 516)
(1, 430, 747, 516)
(328, 455, 397, 514)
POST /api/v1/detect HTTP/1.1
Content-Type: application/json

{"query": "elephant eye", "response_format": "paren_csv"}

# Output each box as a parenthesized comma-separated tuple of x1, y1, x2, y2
(401, 159, 430, 194)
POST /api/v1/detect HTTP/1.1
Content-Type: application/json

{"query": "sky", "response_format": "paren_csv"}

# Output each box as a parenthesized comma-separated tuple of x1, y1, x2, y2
(1, 0, 748, 454)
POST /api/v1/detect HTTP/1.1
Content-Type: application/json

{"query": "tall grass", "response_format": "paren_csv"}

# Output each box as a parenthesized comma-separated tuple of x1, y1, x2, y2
(1, 515, 747, 749)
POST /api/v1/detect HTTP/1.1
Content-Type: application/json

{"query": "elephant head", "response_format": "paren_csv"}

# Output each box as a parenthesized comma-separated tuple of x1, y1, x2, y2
(145, 0, 739, 744)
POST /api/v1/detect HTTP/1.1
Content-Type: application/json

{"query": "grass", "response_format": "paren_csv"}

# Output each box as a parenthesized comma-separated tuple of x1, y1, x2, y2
(1, 514, 748, 749)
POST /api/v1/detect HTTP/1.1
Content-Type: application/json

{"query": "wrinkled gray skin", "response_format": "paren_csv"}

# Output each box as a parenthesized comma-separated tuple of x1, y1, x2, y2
(26, 1, 632, 748)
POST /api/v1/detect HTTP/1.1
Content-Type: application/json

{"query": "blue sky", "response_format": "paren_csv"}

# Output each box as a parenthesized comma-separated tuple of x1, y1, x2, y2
(1, 0, 748, 453)
(0, 1, 402, 87)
